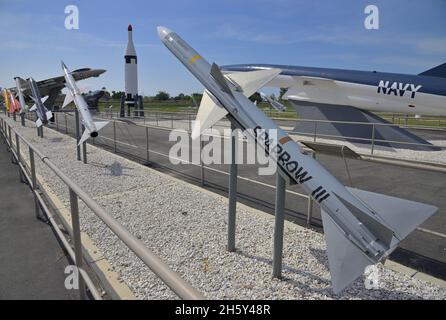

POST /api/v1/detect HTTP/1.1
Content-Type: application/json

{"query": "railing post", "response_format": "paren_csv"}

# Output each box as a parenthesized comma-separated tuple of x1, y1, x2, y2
(171, 113, 173, 129)
(272, 173, 286, 278)
(29, 147, 41, 220)
(15, 133, 23, 182)
(144, 126, 150, 164)
(113, 121, 117, 153)
(227, 124, 237, 252)
(69, 188, 87, 300)
(306, 153, 315, 227)
(371, 124, 376, 155)
(56, 113, 59, 131)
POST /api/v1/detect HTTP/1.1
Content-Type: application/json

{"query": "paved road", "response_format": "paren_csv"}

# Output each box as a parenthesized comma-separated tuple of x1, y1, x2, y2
(49, 112, 446, 278)
(0, 135, 77, 300)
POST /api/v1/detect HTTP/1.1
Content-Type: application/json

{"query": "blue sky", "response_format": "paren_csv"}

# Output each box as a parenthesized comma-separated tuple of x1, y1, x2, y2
(0, 0, 445, 96)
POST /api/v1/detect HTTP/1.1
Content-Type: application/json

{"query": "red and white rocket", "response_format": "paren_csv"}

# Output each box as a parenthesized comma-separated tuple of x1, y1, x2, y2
(124, 24, 138, 106)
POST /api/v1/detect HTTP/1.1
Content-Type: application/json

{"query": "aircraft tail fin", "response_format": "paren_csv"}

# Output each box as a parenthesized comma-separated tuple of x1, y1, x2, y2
(322, 187, 437, 293)
(419, 63, 446, 78)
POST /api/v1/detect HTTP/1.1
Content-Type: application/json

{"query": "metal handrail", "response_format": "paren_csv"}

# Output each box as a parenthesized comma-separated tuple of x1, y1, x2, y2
(0, 116, 204, 300)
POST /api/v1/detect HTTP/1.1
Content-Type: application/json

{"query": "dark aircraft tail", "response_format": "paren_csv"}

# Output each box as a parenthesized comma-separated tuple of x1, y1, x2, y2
(419, 63, 446, 78)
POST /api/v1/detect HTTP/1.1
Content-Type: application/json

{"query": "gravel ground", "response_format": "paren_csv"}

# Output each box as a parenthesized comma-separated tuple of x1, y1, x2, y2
(4, 116, 446, 300)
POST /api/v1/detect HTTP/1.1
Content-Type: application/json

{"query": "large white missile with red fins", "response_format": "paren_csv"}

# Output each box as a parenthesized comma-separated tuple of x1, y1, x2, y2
(125, 24, 138, 106)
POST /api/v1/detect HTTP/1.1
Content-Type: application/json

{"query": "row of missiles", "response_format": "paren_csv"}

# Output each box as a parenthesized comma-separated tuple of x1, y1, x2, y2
(0, 25, 437, 293)
(2, 63, 108, 145)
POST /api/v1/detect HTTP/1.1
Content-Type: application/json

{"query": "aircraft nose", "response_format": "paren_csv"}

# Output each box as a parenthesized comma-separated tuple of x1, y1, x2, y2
(157, 26, 172, 40)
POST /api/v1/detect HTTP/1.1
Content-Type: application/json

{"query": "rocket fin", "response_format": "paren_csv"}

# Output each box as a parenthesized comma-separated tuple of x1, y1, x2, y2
(191, 90, 228, 139)
(321, 209, 373, 294)
(346, 187, 437, 241)
(78, 128, 91, 146)
(35, 118, 43, 128)
(226, 68, 282, 98)
(94, 121, 109, 131)
(29, 105, 37, 112)
(62, 91, 74, 109)
(210, 63, 234, 97)
(46, 111, 53, 120)
(41, 96, 49, 104)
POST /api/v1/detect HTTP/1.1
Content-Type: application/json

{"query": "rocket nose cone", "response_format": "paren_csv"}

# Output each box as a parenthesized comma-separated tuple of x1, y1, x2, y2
(157, 26, 172, 40)
(128, 24, 132, 31)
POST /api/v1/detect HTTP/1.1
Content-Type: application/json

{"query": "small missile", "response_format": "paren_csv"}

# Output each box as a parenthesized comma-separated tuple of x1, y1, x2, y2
(28, 77, 52, 127)
(61, 61, 109, 145)
(157, 26, 438, 293)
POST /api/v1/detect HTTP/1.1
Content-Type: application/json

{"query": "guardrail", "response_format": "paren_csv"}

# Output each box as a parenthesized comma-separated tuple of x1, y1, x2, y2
(97, 110, 446, 156)
(0, 115, 204, 300)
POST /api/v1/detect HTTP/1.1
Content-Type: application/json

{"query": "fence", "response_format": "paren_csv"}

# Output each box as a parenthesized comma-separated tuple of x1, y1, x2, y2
(0, 115, 204, 300)
(97, 110, 446, 156)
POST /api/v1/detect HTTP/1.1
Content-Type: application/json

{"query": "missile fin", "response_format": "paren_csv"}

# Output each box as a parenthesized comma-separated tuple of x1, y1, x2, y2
(192, 90, 228, 139)
(210, 63, 233, 97)
(321, 209, 373, 294)
(29, 105, 37, 112)
(225, 68, 282, 97)
(46, 111, 53, 120)
(347, 187, 437, 241)
(94, 121, 109, 131)
(62, 91, 73, 109)
(78, 128, 91, 146)
(35, 118, 43, 128)
(41, 96, 49, 104)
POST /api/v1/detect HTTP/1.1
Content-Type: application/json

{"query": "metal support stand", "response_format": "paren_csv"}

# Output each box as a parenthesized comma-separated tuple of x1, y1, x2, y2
(227, 123, 238, 252)
(75, 110, 81, 161)
(306, 152, 316, 227)
(20, 113, 25, 126)
(13, 112, 16, 121)
(138, 95, 144, 117)
(69, 188, 87, 300)
(81, 124, 87, 164)
(272, 173, 286, 278)
(200, 139, 205, 186)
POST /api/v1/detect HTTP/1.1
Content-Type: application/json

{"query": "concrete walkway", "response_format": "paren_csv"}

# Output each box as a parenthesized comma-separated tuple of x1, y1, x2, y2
(0, 136, 77, 300)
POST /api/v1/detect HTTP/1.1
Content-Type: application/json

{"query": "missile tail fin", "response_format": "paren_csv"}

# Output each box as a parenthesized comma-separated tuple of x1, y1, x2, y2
(94, 121, 109, 131)
(78, 128, 91, 146)
(191, 90, 228, 139)
(35, 118, 43, 128)
(321, 209, 372, 294)
(46, 111, 53, 121)
(346, 187, 437, 241)
(29, 105, 37, 112)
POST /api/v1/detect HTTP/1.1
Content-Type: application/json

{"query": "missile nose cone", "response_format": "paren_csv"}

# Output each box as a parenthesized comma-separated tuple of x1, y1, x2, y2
(157, 26, 172, 40)
(128, 24, 132, 31)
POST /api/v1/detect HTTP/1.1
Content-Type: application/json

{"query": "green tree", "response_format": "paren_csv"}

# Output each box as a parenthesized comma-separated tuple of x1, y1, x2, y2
(155, 91, 170, 101)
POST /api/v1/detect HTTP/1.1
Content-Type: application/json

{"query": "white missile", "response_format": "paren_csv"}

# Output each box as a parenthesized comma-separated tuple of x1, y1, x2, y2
(125, 24, 138, 106)
(157, 26, 438, 293)
(61, 61, 109, 145)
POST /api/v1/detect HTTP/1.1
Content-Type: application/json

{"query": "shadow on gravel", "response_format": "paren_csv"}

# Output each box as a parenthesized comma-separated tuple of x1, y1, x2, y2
(235, 248, 426, 300)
